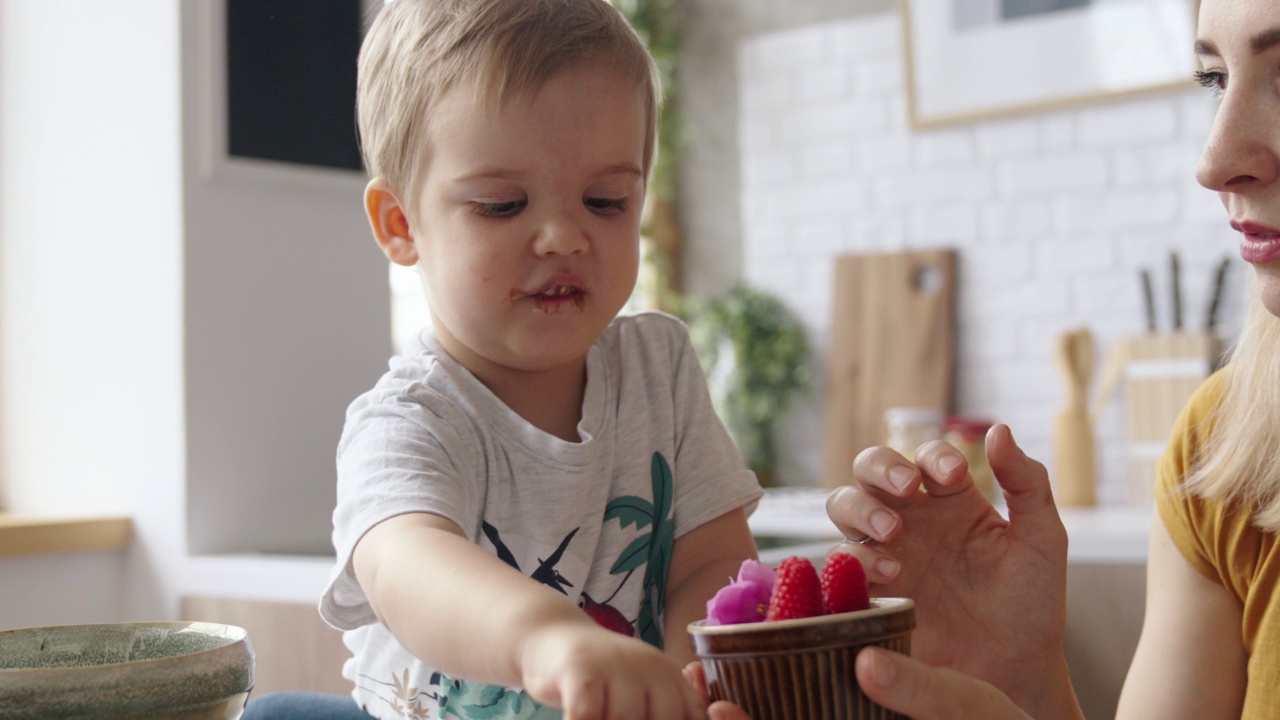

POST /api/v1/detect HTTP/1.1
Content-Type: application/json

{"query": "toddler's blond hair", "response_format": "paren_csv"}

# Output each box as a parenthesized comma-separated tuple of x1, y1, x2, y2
(357, 0, 661, 214)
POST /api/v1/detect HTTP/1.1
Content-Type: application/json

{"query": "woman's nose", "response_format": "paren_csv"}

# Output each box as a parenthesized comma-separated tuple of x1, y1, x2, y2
(1196, 89, 1280, 193)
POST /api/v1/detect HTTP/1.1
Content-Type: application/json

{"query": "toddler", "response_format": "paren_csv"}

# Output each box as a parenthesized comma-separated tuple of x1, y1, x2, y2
(273, 2, 765, 719)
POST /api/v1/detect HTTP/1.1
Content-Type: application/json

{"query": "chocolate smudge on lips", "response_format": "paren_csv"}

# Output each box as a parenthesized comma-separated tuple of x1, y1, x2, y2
(514, 275, 587, 313)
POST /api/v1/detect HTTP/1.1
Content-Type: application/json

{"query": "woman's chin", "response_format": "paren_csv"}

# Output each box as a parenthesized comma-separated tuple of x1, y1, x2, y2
(1254, 265, 1280, 319)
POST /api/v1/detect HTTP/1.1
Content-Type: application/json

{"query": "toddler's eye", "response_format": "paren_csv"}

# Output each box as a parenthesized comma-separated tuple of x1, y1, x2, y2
(474, 199, 525, 218)
(585, 197, 627, 213)
(1194, 70, 1226, 97)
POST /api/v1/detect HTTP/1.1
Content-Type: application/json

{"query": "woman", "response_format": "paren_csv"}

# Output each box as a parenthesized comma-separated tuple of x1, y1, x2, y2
(826, 0, 1280, 716)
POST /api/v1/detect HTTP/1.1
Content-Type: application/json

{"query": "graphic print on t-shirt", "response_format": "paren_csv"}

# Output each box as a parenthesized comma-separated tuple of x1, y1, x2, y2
(601, 451, 675, 649)
(482, 522, 580, 595)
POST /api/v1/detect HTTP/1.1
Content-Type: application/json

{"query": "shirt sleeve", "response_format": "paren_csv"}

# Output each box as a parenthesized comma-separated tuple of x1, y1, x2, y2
(319, 384, 479, 630)
(1155, 370, 1228, 583)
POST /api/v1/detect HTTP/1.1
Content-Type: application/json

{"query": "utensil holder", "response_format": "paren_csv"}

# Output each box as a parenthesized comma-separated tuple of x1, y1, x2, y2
(1122, 332, 1222, 503)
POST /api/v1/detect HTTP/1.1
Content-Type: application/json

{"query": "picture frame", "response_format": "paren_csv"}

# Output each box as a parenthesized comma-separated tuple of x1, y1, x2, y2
(901, 0, 1197, 129)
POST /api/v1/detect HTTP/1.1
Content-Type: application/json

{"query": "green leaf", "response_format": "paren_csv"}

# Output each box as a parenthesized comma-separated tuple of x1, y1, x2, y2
(649, 452, 673, 520)
(604, 496, 654, 529)
(610, 534, 653, 574)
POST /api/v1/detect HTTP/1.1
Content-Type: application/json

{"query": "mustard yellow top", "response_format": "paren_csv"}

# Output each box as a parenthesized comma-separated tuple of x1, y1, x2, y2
(1156, 369, 1280, 718)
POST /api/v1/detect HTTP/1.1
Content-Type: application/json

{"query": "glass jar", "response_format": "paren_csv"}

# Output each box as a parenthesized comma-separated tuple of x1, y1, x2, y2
(944, 416, 997, 502)
(884, 407, 944, 459)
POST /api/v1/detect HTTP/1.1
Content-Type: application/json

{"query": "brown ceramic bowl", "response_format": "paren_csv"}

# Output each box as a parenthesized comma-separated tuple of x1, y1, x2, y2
(0, 621, 255, 719)
(688, 598, 915, 720)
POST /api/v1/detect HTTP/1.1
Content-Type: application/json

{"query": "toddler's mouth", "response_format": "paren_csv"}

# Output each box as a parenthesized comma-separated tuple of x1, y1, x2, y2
(518, 280, 587, 313)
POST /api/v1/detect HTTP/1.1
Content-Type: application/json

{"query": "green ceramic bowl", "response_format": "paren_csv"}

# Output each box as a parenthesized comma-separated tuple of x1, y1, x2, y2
(689, 598, 915, 720)
(0, 621, 255, 720)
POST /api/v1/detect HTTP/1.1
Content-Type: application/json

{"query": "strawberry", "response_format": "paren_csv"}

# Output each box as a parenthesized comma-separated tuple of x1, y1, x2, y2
(821, 552, 871, 614)
(766, 556, 824, 621)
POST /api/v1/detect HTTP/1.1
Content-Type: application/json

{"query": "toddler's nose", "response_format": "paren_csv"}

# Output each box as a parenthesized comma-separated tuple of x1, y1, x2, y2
(533, 211, 589, 256)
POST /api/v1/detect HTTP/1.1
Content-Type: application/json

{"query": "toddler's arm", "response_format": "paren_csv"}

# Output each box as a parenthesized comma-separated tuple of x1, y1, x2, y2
(663, 506, 759, 666)
(352, 511, 707, 720)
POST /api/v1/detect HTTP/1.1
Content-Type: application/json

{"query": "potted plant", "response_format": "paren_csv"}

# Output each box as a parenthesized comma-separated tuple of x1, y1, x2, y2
(690, 285, 811, 486)
(611, 0, 683, 310)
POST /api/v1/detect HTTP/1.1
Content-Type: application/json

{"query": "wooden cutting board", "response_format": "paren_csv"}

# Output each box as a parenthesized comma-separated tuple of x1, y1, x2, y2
(821, 249, 957, 489)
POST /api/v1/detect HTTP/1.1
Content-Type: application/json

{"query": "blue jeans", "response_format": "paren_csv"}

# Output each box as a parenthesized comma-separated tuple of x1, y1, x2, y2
(241, 691, 375, 720)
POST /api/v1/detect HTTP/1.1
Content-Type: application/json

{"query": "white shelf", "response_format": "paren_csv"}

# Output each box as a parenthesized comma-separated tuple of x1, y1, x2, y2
(175, 491, 1154, 607)
(180, 553, 335, 605)
(750, 488, 1152, 565)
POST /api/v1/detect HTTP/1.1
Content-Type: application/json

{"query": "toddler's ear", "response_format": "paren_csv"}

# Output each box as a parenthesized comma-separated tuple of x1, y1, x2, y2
(365, 178, 417, 266)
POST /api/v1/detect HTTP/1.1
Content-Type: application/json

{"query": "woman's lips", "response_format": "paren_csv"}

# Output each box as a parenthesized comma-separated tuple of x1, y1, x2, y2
(1233, 221, 1280, 264)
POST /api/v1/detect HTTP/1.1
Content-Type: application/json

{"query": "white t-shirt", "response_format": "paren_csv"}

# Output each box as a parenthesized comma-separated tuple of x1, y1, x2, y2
(320, 311, 763, 720)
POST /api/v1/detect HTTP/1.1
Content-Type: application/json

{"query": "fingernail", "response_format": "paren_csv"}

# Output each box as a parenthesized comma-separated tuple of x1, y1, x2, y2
(871, 510, 896, 538)
(938, 454, 962, 476)
(875, 557, 900, 579)
(888, 465, 914, 491)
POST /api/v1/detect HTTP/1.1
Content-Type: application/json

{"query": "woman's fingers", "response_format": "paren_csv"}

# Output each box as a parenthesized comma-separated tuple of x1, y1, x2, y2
(826, 485, 902, 544)
(850, 446, 922, 498)
(985, 424, 1051, 514)
(912, 440, 975, 497)
(826, 542, 901, 585)
(856, 647, 1031, 720)
(985, 424, 1067, 551)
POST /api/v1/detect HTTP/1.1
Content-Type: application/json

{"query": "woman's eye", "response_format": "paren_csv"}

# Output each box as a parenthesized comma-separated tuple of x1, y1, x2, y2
(474, 200, 525, 218)
(1194, 70, 1226, 97)
(585, 197, 627, 213)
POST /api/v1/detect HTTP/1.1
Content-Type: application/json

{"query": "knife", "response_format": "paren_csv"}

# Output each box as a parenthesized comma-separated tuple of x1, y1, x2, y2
(1170, 251, 1183, 330)
(1205, 256, 1230, 332)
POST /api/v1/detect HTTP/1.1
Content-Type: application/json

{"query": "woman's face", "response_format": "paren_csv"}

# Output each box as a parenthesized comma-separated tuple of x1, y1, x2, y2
(1195, 0, 1280, 316)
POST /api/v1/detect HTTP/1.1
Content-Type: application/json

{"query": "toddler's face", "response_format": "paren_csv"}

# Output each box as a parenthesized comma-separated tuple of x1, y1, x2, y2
(409, 63, 646, 377)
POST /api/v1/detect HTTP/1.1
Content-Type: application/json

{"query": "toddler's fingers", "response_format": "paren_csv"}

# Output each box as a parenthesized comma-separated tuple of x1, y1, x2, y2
(685, 662, 742, 720)
(682, 661, 708, 698)
(677, 678, 709, 720)
(601, 680, 644, 720)
(707, 701, 752, 720)
(556, 674, 605, 720)
(855, 647, 1030, 720)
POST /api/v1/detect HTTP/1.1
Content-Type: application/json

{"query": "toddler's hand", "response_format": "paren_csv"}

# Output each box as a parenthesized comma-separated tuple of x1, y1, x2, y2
(683, 661, 752, 720)
(520, 621, 706, 720)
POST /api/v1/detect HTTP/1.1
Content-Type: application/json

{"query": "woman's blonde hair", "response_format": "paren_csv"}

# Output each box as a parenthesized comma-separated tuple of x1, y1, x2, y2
(1185, 284, 1280, 531)
(356, 0, 661, 212)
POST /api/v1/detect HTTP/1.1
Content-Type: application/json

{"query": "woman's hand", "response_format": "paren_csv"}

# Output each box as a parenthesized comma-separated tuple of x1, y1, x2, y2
(684, 648, 1034, 720)
(825, 424, 1081, 718)
(856, 646, 1031, 719)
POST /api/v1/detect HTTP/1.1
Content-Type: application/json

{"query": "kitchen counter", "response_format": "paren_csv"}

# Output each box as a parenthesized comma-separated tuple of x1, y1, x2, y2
(750, 487, 1152, 565)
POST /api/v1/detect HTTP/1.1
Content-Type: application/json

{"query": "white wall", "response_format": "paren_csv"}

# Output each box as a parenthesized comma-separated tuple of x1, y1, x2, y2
(179, 0, 388, 557)
(739, 14, 1247, 505)
(677, 0, 891, 300)
(0, 0, 184, 624)
(0, 0, 392, 628)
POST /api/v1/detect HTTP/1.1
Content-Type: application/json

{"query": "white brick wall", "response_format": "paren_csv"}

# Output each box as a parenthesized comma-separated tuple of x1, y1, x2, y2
(739, 14, 1248, 505)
